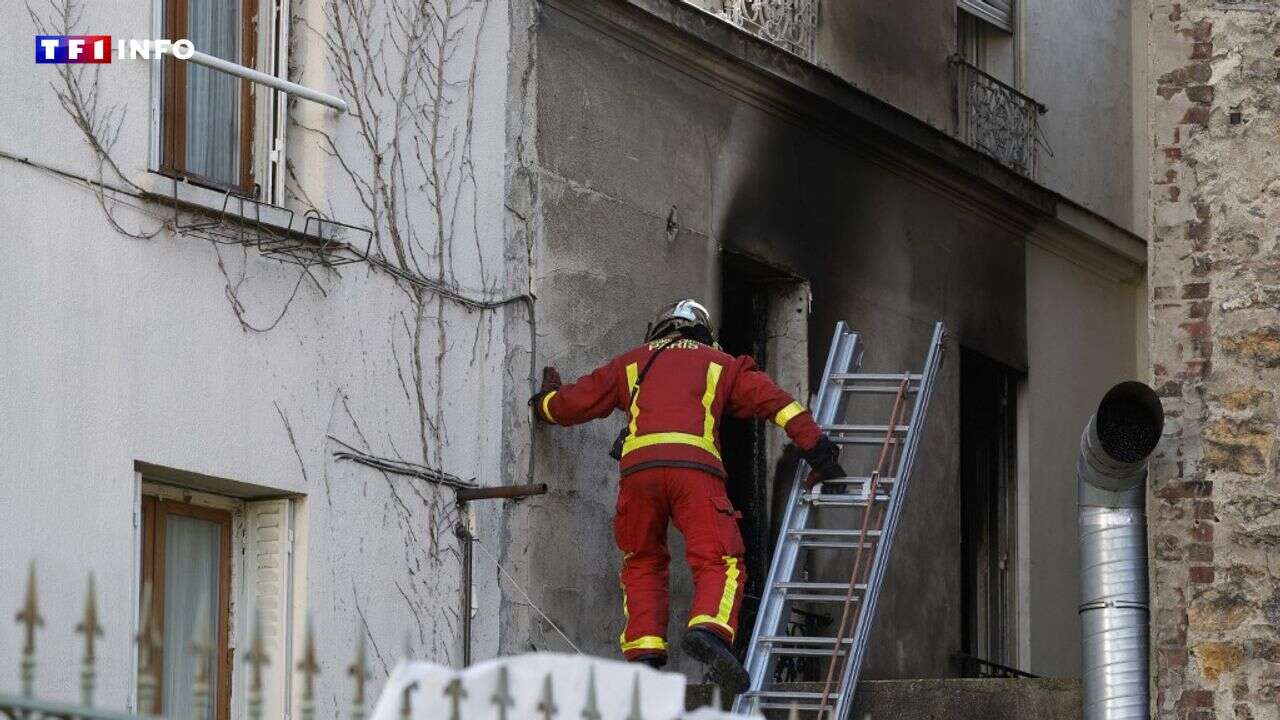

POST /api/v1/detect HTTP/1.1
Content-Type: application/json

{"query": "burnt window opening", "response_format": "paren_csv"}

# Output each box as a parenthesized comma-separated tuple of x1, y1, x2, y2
(959, 348, 1021, 671)
(718, 252, 809, 655)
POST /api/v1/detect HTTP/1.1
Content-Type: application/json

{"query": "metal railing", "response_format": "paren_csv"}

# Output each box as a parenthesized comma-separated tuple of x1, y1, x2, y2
(1, 563, 760, 719)
(716, 0, 818, 61)
(953, 653, 1039, 680)
(950, 55, 1050, 178)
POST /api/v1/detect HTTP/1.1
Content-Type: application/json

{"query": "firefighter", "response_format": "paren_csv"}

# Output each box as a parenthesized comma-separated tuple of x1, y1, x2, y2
(530, 299, 845, 694)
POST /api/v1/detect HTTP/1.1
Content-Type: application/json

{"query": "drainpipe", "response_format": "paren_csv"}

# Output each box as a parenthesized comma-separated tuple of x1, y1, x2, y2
(1077, 382, 1163, 720)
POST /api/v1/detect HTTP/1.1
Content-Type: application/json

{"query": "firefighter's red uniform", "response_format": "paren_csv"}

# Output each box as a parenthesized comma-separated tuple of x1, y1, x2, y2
(533, 338, 824, 662)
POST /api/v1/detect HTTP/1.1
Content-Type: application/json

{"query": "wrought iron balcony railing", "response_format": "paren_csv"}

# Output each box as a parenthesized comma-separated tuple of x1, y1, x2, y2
(714, 0, 818, 61)
(950, 55, 1051, 178)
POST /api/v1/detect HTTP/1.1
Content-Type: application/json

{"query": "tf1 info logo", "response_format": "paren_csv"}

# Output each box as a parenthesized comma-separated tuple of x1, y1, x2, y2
(35, 36, 195, 64)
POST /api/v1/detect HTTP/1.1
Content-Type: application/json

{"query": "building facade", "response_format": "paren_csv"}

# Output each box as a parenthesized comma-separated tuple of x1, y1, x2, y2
(0, 0, 1163, 715)
(509, 0, 1147, 682)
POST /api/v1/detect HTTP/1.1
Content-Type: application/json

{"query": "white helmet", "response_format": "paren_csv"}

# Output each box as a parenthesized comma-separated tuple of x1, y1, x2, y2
(645, 299, 714, 343)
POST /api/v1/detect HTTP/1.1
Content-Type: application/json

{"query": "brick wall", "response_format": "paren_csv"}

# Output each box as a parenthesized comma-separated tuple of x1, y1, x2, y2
(1149, 2, 1280, 718)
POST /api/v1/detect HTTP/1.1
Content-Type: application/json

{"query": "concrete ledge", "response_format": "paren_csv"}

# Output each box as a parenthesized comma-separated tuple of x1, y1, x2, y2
(687, 678, 1083, 719)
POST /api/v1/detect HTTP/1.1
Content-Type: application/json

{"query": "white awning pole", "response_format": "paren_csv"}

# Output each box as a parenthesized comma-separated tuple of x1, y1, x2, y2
(184, 50, 348, 114)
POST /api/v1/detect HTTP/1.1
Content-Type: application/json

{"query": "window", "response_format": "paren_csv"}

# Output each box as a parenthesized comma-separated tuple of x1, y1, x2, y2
(137, 480, 297, 720)
(139, 495, 233, 719)
(958, 0, 1013, 33)
(162, 0, 257, 193)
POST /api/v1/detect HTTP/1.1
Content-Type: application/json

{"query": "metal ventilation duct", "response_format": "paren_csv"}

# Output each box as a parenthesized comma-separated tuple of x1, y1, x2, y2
(1077, 381, 1163, 720)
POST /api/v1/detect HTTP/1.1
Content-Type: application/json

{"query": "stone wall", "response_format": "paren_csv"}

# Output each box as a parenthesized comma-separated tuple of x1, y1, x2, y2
(1149, 2, 1280, 717)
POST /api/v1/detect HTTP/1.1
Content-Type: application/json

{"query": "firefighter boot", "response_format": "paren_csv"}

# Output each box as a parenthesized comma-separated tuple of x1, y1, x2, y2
(630, 654, 668, 671)
(681, 627, 749, 696)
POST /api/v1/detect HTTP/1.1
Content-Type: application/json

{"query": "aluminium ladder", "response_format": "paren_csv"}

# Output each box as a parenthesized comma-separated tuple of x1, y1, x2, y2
(733, 321, 946, 718)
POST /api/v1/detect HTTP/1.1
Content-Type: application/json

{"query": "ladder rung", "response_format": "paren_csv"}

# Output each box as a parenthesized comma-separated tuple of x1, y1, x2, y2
(763, 647, 848, 657)
(830, 372, 922, 382)
(757, 702, 829, 712)
(787, 528, 881, 538)
(758, 703, 830, 712)
(830, 436, 903, 446)
(783, 593, 864, 602)
(819, 475, 897, 485)
(776, 582, 867, 592)
(839, 384, 919, 394)
(803, 493, 891, 507)
(823, 423, 910, 434)
(743, 690, 829, 700)
(759, 636, 853, 645)
(797, 541, 876, 550)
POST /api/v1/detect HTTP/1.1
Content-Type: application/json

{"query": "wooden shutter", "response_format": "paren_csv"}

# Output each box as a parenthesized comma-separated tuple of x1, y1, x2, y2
(244, 499, 293, 720)
(959, 0, 1013, 32)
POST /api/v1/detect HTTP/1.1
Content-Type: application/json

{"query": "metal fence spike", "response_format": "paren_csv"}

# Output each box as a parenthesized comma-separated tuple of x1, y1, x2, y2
(580, 665, 601, 720)
(75, 573, 104, 706)
(15, 561, 42, 697)
(443, 677, 466, 720)
(348, 630, 368, 720)
(191, 599, 213, 720)
(491, 666, 514, 720)
(536, 673, 558, 720)
(297, 618, 319, 720)
(624, 673, 644, 720)
(245, 609, 269, 720)
(136, 580, 160, 714)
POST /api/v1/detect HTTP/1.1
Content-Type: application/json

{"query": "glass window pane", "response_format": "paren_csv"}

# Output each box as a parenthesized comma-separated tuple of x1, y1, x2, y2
(161, 514, 222, 720)
(184, 0, 242, 185)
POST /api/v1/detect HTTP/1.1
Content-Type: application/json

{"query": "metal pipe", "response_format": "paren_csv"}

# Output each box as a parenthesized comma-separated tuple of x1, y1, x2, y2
(452, 482, 546, 666)
(455, 483, 548, 503)
(184, 50, 349, 113)
(454, 516, 473, 667)
(1077, 381, 1163, 720)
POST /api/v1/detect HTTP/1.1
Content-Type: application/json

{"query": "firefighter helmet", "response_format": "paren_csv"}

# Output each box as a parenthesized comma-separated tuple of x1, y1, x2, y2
(645, 299, 715, 343)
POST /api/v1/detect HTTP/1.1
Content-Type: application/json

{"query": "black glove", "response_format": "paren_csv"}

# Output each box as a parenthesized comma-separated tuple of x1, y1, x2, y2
(528, 366, 563, 421)
(540, 366, 562, 392)
(802, 435, 845, 490)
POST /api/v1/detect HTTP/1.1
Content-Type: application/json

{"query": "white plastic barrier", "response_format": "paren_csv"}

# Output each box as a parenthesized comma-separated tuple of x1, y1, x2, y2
(369, 653, 758, 720)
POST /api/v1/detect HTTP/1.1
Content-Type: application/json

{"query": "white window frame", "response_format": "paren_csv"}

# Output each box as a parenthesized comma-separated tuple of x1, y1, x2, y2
(150, 0, 296, 203)
(132, 477, 297, 720)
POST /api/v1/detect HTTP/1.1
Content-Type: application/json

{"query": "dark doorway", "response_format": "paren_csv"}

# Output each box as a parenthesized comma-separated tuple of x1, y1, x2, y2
(959, 348, 1020, 670)
(719, 253, 808, 654)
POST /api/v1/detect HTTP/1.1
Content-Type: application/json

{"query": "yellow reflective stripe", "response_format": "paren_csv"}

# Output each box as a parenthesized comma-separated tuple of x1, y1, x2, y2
(702, 363, 722, 441)
(687, 556, 741, 640)
(622, 432, 722, 458)
(688, 614, 735, 637)
(773, 401, 806, 428)
(620, 635, 669, 652)
(626, 362, 640, 439)
(540, 390, 558, 424)
(621, 362, 723, 459)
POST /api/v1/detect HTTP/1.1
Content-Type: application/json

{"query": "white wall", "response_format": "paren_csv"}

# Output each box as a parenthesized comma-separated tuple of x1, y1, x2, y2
(0, 0, 518, 712)
(1022, 0, 1137, 229)
(1022, 242, 1140, 676)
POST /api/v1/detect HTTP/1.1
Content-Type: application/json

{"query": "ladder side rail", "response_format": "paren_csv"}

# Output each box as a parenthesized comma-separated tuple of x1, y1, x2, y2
(738, 323, 857, 692)
(833, 321, 946, 719)
(735, 323, 860, 710)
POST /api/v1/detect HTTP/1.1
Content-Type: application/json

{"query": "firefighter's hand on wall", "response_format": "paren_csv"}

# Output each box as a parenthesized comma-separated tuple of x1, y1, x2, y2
(540, 366, 562, 392)
(529, 366, 563, 424)
(802, 435, 846, 490)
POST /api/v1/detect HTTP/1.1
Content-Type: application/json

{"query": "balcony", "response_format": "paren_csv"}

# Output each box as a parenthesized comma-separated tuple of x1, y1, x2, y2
(697, 0, 818, 60)
(950, 55, 1050, 178)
